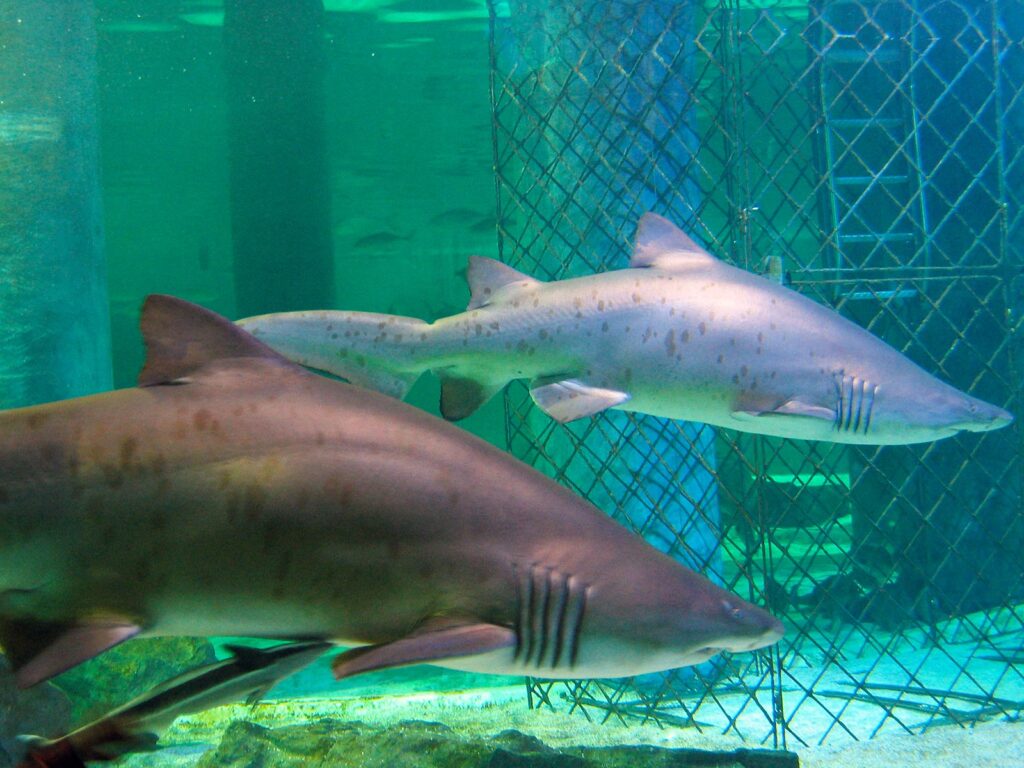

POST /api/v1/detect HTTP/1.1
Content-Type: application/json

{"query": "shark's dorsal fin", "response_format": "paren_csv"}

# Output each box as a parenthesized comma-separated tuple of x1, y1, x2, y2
(630, 213, 718, 270)
(466, 255, 539, 310)
(139, 295, 297, 387)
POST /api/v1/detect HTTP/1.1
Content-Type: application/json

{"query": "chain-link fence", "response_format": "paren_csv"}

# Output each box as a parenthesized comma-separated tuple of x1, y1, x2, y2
(487, 0, 1024, 748)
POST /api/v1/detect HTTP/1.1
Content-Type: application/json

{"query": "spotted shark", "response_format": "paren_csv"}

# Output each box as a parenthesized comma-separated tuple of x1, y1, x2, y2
(0, 295, 782, 692)
(238, 214, 1012, 444)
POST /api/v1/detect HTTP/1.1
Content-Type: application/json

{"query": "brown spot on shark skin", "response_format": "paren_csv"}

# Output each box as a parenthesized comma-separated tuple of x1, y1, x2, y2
(85, 495, 104, 522)
(699, 322, 706, 336)
(665, 329, 676, 357)
(539, 329, 548, 340)
(102, 464, 124, 489)
(717, 354, 724, 364)
(120, 437, 138, 470)
(193, 409, 212, 432)
(598, 300, 605, 311)
(151, 508, 168, 531)
(601, 321, 609, 332)
(682, 330, 690, 343)
(740, 365, 748, 378)
(244, 484, 267, 521)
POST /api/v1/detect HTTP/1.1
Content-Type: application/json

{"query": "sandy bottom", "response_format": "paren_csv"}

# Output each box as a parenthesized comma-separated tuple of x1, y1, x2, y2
(133, 684, 1023, 767)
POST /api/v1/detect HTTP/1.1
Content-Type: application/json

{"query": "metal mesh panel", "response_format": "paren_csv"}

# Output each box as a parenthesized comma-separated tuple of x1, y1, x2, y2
(488, 0, 1024, 747)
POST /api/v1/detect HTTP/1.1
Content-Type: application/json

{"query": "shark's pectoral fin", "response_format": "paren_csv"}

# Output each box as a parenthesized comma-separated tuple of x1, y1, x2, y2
(439, 375, 506, 421)
(331, 621, 515, 680)
(529, 377, 631, 422)
(732, 397, 835, 423)
(0, 618, 140, 688)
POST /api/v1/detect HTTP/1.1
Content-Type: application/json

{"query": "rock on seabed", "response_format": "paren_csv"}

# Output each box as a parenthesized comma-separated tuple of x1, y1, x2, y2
(195, 718, 799, 768)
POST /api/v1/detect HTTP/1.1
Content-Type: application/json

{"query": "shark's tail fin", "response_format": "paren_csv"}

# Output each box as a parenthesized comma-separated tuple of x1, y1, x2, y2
(236, 310, 430, 400)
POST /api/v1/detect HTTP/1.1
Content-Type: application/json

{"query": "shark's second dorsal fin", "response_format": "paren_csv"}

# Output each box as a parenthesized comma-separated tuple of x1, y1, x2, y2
(466, 255, 539, 310)
(139, 295, 297, 387)
(630, 213, 718, 270)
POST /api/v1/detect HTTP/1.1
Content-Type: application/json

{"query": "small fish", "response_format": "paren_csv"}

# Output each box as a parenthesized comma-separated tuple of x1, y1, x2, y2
(17, 641, 329, 766)
(469, 216, 498, 234)
(239, 213, 1012, 444)
(352, 231, 411, 250)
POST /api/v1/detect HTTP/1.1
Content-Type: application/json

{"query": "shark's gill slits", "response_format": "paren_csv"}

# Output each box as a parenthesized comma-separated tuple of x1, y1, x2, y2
(566, 577, 589, 669)
(513, 563, 534, 662)
(834, 372, 877, 435)
(512, 563, 524, 660)
(852, 378, 865, 432)
(513, 564, 588, 670)
(834, 372, 844, 431)
(549, 572, 571, 668)
(862, 382, 877, 435)
(535, 566, 553, 666)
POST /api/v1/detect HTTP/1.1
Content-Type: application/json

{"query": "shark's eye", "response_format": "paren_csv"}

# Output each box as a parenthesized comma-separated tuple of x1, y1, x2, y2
(722, 599, 743, 620)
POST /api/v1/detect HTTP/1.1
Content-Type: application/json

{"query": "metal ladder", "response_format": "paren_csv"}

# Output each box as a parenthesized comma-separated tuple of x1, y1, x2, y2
(813, 0, 930, 300)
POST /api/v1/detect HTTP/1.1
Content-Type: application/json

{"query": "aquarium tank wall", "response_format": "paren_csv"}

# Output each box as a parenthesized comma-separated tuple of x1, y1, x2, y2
(0, 0, 1021, 765)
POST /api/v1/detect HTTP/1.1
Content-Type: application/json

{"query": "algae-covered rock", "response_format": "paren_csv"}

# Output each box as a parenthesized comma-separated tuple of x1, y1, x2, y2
(196, 718, 799, 768)
(53, 636, 217, 723)
(0, 659, 70, 768)
(197, 719, 492, 768)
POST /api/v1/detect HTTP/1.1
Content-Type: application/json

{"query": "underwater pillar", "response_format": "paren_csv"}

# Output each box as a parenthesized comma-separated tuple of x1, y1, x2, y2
(0, 2, 112, 408)
(224, 0, 335, 316)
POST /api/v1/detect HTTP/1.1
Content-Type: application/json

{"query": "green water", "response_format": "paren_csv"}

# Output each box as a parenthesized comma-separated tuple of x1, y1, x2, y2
(98, 0, 505, 445)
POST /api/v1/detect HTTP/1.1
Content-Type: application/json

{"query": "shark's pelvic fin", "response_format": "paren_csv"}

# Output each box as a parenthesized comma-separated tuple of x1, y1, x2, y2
(732, 397, 835, 423)
(0, 617, 140, 688)
(139, 294, 296, 387)
(331, 620, 515, 679)
(530, 377, 631, 422)
(439, 375, 506, 421)
(466, 255, 539, 310)
(630, 213, 718, 270)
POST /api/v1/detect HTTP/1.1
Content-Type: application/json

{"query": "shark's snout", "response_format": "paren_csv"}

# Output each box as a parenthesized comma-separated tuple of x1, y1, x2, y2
(717, 599, 785, 653)
(957, 402, 1013, 433)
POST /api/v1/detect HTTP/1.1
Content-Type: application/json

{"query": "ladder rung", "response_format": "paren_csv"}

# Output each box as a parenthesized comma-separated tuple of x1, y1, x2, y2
(825, 48, 900, 65)
(835, 175, 909, 186)
(829, 117, 902, 130)
(838, 232, 916, 243)
(844, 289, 919, 301)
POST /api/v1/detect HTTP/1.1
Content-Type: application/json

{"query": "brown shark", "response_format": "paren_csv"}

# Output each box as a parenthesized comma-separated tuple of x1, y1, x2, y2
(0, 295, 782, 690)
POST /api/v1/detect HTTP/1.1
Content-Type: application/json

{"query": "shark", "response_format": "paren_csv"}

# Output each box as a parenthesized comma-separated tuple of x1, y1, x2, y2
(0, 295, 782, 693)
(18, 641, 330, 767)
(237, 213, 1012, 445)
